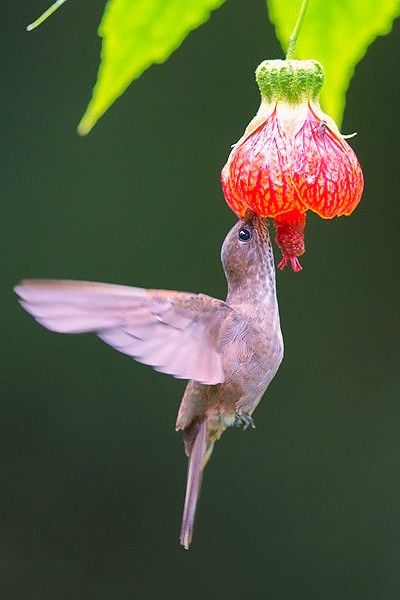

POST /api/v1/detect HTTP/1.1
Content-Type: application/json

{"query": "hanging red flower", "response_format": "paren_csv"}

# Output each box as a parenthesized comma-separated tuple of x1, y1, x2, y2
(221, 59, 364, 271)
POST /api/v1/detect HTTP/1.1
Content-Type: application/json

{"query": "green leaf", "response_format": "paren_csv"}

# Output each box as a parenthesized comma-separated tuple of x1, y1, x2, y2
(267, 0, 400, 125)
(78, 0, 226, 135)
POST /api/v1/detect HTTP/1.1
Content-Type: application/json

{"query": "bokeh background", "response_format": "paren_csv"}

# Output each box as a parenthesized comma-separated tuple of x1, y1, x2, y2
(1, 1, 400, 598)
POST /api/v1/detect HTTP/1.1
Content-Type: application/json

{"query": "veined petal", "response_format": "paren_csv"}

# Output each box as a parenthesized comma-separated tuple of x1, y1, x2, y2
(231, 100, 276, 149)
(308, 100, 343, 141)
(275, 101, 309, 139)
(222, 100, 276, 217)
(291, 106, 364, 218)
(222, 110, 303, 218)
(222, 101, 363, 229)
(221, 163, 244, 217)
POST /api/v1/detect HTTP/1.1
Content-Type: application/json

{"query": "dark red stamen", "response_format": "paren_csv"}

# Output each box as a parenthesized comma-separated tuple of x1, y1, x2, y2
(277, 255, 303, 272)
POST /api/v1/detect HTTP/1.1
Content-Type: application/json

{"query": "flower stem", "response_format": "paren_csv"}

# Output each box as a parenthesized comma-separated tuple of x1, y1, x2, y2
(286, 0, 310, 60)
(26, 0, 67, 31)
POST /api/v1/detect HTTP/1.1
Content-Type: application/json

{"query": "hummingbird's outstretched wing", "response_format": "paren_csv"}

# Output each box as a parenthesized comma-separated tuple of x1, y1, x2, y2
(15, 280, 232, 385)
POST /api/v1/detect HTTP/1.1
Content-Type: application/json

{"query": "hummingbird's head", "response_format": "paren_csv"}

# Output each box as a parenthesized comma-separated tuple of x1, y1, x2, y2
(221, 210, 273, 287)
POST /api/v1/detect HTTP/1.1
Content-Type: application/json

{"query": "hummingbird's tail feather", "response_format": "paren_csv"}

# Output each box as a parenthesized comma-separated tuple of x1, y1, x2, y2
(180, 417, 208, 550)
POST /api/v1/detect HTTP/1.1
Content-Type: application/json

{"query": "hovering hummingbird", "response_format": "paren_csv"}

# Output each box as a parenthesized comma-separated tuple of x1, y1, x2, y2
(14, 210, 284, 549)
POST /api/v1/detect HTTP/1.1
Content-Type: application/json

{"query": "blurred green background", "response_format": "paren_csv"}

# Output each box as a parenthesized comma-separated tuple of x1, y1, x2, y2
(1, 1, 399, 598)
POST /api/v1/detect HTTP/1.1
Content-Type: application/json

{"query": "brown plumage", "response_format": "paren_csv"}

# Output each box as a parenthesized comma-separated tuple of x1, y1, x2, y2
(14, 211, 283, 549)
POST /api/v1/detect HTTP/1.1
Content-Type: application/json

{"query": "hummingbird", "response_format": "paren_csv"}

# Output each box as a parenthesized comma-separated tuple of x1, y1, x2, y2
(14, 210, 284, 549)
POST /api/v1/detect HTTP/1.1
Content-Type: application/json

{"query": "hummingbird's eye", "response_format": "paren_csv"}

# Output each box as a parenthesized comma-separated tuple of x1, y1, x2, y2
(238, 227, 251, 242)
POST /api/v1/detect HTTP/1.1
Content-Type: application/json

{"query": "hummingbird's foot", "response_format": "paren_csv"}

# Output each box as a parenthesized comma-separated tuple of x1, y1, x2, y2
(235, 409, 256, 430)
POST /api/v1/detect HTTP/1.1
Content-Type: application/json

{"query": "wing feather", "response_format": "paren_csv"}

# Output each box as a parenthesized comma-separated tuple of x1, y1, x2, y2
(15, 280, 230, 385)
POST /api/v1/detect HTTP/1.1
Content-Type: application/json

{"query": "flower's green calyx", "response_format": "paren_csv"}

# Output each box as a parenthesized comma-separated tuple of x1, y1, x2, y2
(255, 59, 324, 105)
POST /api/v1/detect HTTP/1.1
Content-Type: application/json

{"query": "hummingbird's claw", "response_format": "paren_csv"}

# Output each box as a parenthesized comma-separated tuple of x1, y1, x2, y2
(235, 409, 256, 430)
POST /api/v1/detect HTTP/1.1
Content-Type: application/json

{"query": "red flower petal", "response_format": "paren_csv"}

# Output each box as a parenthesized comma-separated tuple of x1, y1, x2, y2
(222, 110, 303, 218)
(291, 107, 364, 218)
(221, 105, 363, 220)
